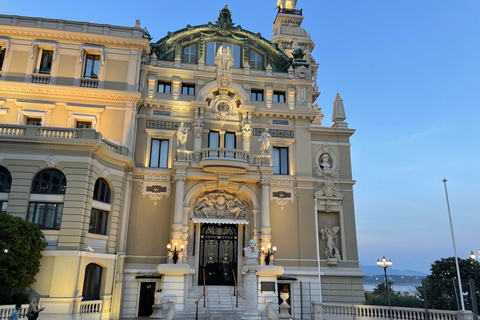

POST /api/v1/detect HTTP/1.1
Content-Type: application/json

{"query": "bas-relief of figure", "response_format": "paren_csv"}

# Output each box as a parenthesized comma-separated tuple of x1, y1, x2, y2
(176, 122, 188, 150)
(259, 128, 271, 155)
(321, 226, 340, 260)
(193, 192, 248, 220)
(320, 153, 331, 169)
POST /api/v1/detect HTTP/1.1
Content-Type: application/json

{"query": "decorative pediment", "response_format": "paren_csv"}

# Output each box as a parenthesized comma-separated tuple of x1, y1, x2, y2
(138, 181, 172, 205)
(192, 191, 248, 220)
(315, 179, 343, 212)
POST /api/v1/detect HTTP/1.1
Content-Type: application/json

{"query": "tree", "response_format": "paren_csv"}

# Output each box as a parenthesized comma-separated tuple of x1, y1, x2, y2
(366, 280, 424, 308)
(420, 257, 480, 312)
(0, 214, 47, 290)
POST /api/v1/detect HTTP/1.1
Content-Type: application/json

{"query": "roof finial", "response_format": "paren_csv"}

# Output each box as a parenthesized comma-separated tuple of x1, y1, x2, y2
(275, 0, 297, 10)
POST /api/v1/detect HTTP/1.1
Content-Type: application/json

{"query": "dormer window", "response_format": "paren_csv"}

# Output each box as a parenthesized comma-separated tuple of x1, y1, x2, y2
(206, 42, 241, 68)
(250, 51, 262, 70)
(183, 44, 197, 64)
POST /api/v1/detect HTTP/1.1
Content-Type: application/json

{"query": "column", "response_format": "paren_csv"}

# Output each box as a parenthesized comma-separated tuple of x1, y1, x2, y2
(260, 175, 271, 251)
(172, 173, 186, 247)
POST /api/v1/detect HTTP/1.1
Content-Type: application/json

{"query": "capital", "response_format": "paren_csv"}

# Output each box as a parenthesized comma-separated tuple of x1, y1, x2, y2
(174, 174, 186, 183)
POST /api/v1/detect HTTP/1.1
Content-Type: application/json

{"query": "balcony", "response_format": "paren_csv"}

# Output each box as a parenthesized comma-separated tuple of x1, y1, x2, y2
(196, 148, 262, 172)
(0, 124, 129, 156)
(80, 78, 99, 88)
(32, 73, 51, 84)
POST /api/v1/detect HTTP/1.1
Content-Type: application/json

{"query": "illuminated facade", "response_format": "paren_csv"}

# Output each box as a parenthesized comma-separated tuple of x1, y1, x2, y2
(0, 3, 364, 319)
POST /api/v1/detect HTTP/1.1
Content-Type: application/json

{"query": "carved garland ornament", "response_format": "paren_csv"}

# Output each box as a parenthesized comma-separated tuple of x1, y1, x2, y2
(138, 181, 172, 205)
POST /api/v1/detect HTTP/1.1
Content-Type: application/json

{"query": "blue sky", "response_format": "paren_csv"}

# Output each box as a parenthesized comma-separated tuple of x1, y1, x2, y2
(4, 0, 480, 273)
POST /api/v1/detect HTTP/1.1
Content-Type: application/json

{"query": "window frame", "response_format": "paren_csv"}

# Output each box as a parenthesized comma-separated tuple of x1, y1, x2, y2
(26, 202, 64, 230)
(224, 131, 236, 149)
(30, 169, 67, 194)
(93, 178, 111, 203)
(182, 44, 197, 64)
(149, 138, 170, 168)
(76, 46, 105, 89)
(89, 208, 108, 235)
(272, 146, 289, 175)
(83, 54, 101, 79)
(250, 50, 263, 70)
(206, 42, 241, 68)
(251, 89, 264, 101)
(0, 47, 6, 72)
(35, 48, 54, 75)
(26, 117, 42, 126)
(158, 81, 172, 93)
(181, 84, 195, 96)
(0, 166, 12, 193)
(273, 91, 286, 103)
(82, 263, 103, 301)
(208, 131, 220, 148)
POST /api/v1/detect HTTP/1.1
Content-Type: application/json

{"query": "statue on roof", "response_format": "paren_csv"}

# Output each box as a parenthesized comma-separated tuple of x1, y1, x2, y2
(216, 5, 234, 30)
(275, 0, 296, 10)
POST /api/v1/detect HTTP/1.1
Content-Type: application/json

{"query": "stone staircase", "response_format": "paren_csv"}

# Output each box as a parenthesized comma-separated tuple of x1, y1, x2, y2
(174, 285, 246, 320)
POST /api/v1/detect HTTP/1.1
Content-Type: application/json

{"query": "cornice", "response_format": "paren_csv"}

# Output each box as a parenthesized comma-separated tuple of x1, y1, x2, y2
(0, 81, 142, 104)
(309, 126, 356, 136)
(0, 28, 150, 52)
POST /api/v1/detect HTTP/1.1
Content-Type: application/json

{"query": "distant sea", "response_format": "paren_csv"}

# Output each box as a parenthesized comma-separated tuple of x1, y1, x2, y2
(363, 284, 420, 293)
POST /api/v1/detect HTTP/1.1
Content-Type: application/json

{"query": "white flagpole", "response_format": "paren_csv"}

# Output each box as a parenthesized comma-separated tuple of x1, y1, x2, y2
(442, 178, 465, 311)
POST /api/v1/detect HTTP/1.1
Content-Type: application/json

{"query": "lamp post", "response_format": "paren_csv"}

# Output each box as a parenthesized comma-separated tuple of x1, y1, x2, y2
(470, 250, 480, 261)
(167, 242, 183, 264)
(377, 256, 392, 318)
(469, 250, 480, 319)
(261, 244, 277, 265)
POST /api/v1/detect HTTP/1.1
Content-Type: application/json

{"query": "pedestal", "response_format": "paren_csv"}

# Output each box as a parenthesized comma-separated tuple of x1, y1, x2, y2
(150, 292, 164, 319)
(242, 264, 261, 320)
(156, 264, 191, 311)
(257, 265, 284, 314)
(279, 292, 291, 319)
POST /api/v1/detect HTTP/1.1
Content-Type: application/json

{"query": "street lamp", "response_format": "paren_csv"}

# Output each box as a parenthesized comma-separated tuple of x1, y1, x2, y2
(167, 242, 183, 264)
(262, 244, 277, 265)
(470, 250, 480, 261)
(377, 256, 393, 318)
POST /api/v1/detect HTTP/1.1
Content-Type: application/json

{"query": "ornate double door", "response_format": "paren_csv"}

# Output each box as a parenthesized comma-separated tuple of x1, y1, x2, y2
(198, 224, 238, 286)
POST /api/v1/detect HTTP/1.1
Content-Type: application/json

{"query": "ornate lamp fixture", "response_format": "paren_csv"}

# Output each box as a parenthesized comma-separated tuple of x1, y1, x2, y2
(470, 250, 480, 261)
(262, 244, 277, 265)
(377, 256, 393, 319)
(167, 242, 183, 264)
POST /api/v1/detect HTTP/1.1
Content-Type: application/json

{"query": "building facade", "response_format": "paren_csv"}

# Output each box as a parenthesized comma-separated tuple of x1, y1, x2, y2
(0, 2, 365, 319)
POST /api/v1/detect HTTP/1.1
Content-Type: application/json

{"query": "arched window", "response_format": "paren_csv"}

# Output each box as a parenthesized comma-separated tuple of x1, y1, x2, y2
(27, 169, 66, 229)
(31, 169, 66, 194)
(206, 42, 241, 68)
(93, 178, 110, 203)
(0, 166, 12, 214)
(89, 178, 111, 235)
(182, 44, 197, 64)
(82, 263, 103, 301)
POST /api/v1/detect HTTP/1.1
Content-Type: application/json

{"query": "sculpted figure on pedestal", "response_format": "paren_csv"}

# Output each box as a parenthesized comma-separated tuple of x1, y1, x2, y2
(243, 239, 259, 265)
(176, 122, 188, 150)
(321, 226, 341, 260)
(259, 128, 271, 155)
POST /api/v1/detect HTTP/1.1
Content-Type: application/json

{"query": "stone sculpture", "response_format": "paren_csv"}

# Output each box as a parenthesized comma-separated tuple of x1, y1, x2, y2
(321, 226, 341, 261)
(259, 128, 271, 155)
(193, 192, 248, 220)
(242, 239, 261, 319)
(176, 122, 188, 150)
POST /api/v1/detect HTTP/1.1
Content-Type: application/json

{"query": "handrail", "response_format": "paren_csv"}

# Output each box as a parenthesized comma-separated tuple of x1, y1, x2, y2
(232, 269, 245, 301)
(195, 269, 206, 320)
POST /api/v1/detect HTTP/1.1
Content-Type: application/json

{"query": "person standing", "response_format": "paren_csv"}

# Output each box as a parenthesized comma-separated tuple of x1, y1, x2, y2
(9, 303, 22, 320)
(27, 297, 45, 320)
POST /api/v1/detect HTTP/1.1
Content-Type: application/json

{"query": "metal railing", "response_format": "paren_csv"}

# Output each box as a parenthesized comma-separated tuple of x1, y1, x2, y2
(195, 269, 206, 320)
(232, 269, 245, 308)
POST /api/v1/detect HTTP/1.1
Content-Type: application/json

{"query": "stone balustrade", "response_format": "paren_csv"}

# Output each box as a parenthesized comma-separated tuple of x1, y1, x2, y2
(31, 73, 51, 84)
(0, 124, 129, 156)
(0, 304, 29, 319)
(80, 78, 99, 88)
(79, 300, 102, 318)
(313, 302, 475, 320)
(201, 147, 250, 162)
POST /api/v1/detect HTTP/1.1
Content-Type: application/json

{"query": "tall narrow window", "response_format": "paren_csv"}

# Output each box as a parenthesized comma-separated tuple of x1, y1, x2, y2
(0, 166, 12, 215)
(250, 51, 262, 70)
(183, 44, 197, 64)
(0, 48, 5, 71)
(208, 131, 220, 148)
(149, 139, 169, 168)
(89, 178, 111, 235)
(37, 50, 53, 74)
(224, 132, 236, 149)
(273, 147, 289, 175)
(82, 263, 103, 301)
(83, 54, 100, 78)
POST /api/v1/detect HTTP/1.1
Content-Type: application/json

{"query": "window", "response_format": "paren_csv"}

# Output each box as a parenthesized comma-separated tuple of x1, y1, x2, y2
(89, 208, 108, 235)
(93, 178, 110, 203)
(0, 166, 12, 193)
(0, 48, 5, 71)
(224, 132, 236, 149)
(149, 139, 169, 168)
(76, 121, 92, 129)
(27, 202, 63, 230)
(26, 117, 42, 126)
(273, 92, 286, 103)
(0, 202, 7, 214)
(182, 44, 196, 64)
(82, 263, 103, 301)
(206, 42, 241, 68)
(251, 90, 264, 101)
(273, 147, 289, 175)
(158, 82, 171, 93)
(182, 84, 195, 95)
(31, 169, 67, 194)
(208, 131, 220, 148)
(83, 54, 100, 79)
(35, 49, 53, 74)
(250, 51, 262, 70)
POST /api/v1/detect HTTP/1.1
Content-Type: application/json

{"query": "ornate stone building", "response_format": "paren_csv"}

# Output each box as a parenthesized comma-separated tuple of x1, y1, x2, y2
(0, 2, 364, 319)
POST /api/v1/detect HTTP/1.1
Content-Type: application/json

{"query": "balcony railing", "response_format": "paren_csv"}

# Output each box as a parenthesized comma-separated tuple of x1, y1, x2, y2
(79, 300, 102, 315)
(0, 124, 128, 156)
(80, 78, 99, 88)
(201, 148, 250, 162)
(0, 304, 29, 319)
(278, 8, 303, 15)
(32, 73, 51, 84)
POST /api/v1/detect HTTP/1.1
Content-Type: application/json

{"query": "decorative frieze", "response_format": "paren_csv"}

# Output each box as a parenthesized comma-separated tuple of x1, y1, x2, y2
(270, 188, 297, 210)
(146, 120, 191, 131)
(138, 181, 172, 205)
(253, 128, 294, 139)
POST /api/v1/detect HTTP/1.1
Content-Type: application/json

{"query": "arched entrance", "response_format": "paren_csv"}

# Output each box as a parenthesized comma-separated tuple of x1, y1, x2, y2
(198, 223, 238, 286)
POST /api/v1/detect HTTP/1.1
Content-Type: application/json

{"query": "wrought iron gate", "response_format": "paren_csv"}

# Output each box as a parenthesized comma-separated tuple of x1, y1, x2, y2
(198, 224, 238, 286)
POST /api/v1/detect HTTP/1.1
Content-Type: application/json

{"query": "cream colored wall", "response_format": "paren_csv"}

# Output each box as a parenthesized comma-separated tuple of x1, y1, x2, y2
(6, 50, 28, 81)
(99, 109, 126, 144)
(105, 60, 129, 90)
(56, 54, 77, 86)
